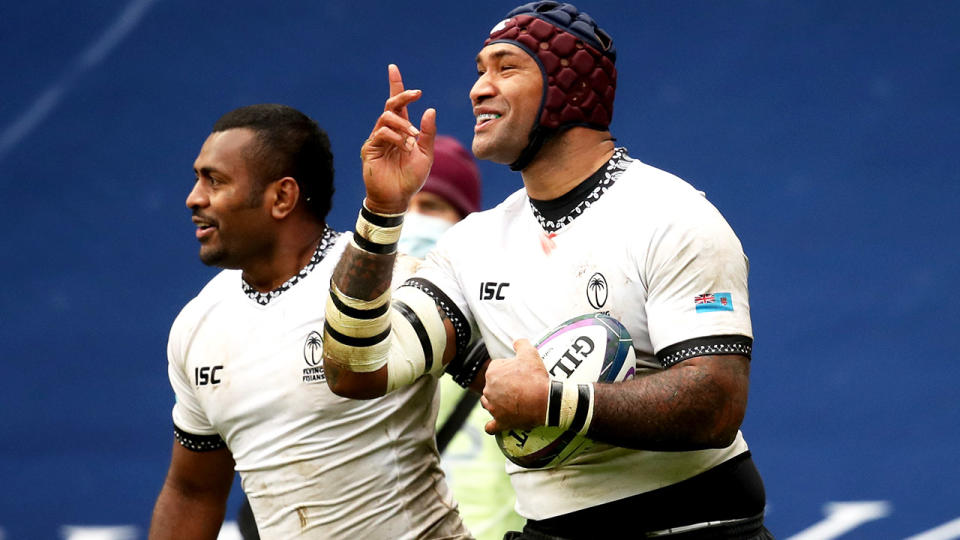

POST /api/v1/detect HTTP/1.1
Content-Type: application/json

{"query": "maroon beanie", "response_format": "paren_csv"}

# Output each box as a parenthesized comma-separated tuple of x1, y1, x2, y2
(421, 136, 482, 217)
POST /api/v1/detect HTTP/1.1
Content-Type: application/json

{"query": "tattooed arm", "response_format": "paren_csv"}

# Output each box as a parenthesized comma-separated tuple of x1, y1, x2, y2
(586, 354, 750, 450)
(322, 64, 468, 399)
(323, 244, 461, 399)
(480, 337, 749, 450)
(322, 245, 394, 399)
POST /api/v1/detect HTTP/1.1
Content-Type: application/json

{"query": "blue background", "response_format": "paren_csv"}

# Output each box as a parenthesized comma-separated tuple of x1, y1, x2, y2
(1, 1, 957, 538)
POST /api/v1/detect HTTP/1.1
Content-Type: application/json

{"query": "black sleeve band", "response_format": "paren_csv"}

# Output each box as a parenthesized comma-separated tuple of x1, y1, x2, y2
(447, 339, 490, 388)
(392, 300, 434, 372)
(324, 321, 392, 347)
(569, 384, 591, 434)
(330, 287, 390, 320)
(656, 334, 754, 368)
(547, 380, 563, 427)
(402, 278, 471, 360)
(353, 231, 397, 254)
(361, 205, 404, 227)
(174, 425, 226, 452)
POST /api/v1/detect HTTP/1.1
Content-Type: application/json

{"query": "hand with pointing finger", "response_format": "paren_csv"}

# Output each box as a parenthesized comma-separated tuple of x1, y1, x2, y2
(361, 64, 437, 215)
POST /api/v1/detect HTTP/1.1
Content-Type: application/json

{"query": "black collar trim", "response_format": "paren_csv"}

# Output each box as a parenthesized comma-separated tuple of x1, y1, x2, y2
(529, 147, 634, 233)
(241, 227, 342, 306)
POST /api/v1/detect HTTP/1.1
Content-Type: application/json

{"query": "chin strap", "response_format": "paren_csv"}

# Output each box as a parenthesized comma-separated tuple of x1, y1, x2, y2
(509, 126, 556, 171)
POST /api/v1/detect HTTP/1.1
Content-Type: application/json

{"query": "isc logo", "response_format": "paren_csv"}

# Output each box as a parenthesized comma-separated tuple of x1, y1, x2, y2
(547, 336, 594, 378)
(480, 282, 509, 300)
(194, 365, 223, 386)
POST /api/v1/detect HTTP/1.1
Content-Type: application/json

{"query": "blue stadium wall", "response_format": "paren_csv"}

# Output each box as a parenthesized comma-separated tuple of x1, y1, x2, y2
(1, 1, 958, 538)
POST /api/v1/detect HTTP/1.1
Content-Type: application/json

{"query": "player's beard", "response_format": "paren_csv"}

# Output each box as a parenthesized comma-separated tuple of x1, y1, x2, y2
(198, 240, 228, 267)
(472, 119, 533, 166)
(196, 188, 267, 269)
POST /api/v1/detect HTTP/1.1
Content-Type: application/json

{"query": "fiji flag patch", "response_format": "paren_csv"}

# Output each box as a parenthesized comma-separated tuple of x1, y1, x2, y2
(694, 292, 734, 313)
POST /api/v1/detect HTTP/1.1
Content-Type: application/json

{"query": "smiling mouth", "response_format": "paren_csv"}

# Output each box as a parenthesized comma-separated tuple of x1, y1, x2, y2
(193, 218, 217, 240)
(475, 113, 502, 127)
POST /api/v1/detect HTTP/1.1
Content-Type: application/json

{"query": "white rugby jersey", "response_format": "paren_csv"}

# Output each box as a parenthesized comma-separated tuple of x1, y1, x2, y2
(167, 228, 465, 539)
(415, 149, 752, 520)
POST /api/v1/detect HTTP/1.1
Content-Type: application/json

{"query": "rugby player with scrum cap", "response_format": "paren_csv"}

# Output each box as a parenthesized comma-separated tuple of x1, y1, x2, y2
(322, 3, 772, 538)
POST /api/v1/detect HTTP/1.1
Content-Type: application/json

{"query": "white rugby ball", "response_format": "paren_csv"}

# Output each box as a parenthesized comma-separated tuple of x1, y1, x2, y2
(495, 313, 636, 469)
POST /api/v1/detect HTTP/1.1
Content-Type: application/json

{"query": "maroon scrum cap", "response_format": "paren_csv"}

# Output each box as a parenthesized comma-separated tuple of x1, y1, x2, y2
(483, 1, 617, 170)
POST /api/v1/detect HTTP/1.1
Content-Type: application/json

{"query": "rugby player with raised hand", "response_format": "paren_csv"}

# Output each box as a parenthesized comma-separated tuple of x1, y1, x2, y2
(323, 3, 773, 538)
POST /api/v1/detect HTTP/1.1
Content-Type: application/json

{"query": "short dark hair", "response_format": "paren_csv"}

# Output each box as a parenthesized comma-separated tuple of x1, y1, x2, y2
(212, 104, 334, 221)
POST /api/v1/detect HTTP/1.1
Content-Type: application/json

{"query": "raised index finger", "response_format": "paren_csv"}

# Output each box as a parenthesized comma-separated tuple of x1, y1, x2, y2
(387, 64, 409, 120)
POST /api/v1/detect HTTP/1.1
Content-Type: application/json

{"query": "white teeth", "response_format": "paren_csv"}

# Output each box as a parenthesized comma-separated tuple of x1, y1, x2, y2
(476, 113, 501, 124)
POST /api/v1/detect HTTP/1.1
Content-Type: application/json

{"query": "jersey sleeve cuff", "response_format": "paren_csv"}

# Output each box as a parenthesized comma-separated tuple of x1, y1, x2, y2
(656, 335, 753, 368)
(174, 424, 227, 452)
(403, 277, 471, 361)
(446, 339, 489, 388)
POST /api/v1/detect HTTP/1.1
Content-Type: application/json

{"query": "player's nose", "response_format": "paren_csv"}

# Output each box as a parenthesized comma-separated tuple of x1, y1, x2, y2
(186, 180, 207, 209)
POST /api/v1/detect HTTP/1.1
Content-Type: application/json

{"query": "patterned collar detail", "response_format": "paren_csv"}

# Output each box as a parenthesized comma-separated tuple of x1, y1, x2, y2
(531, 147, 634, 233)
(241, 227, 342, 306)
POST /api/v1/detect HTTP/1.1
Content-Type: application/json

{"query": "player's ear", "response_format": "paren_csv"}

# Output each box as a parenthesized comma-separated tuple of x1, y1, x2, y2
(270, 176, 299, 219)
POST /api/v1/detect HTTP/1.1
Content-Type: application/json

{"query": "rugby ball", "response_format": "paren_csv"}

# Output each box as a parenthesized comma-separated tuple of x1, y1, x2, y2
(495, 313, 636, 469)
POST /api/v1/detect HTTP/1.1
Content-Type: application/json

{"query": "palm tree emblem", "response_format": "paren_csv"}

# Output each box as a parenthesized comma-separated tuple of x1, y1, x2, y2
(587, 273, 608, 309)
(303, 330, 323, 366)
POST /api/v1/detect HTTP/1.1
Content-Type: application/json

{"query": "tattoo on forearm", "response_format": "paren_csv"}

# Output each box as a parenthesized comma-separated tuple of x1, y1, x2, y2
(332, 244, 396, 300)
(589, 355, 750, 451)
(325, 360, 342, 387)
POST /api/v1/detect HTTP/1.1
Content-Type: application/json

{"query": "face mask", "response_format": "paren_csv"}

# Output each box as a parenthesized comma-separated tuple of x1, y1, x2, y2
(398, 212, 454, 259)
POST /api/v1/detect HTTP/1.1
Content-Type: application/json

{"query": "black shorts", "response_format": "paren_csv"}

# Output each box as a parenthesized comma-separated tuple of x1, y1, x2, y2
(509, 452, 772, 539)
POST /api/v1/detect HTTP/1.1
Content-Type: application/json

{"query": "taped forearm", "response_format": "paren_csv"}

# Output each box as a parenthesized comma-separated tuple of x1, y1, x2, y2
(385, 286, 449, 390)
(324, 283, 449, 391)
(323, 202, 402, 372)
(323, 202, 449, 392)
(545, 380, 595, 435)
(324, 284, 393, 372)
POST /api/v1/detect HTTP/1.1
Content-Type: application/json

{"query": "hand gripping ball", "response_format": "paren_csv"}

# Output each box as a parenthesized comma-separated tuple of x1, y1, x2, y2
(495, 313, 635, 468)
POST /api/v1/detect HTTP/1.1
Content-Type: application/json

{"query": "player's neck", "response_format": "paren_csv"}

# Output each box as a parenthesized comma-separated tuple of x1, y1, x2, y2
(241, 220, 327, 293)
(520, 129, 615, 201)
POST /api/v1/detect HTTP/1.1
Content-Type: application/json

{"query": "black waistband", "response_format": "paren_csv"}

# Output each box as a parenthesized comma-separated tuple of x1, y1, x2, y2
(510, 512, 771, 540)
(525, 452, 767, 537)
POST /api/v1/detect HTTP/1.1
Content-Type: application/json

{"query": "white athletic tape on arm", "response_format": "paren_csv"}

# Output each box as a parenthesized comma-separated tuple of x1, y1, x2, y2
(325, 280, 450, 389)
(385, 286, 449, 391)
(330, 282, 391, 311)
(384, 313, 422, 391)
(323, 284, 393, 372)
(325, 293, 391, 339)
(353, 202, 405, 254)
(393, 286, 447, 374)
(323, 330, 392, 373)
(356, 213, 403, 245)
(546, 380, 595, 435)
